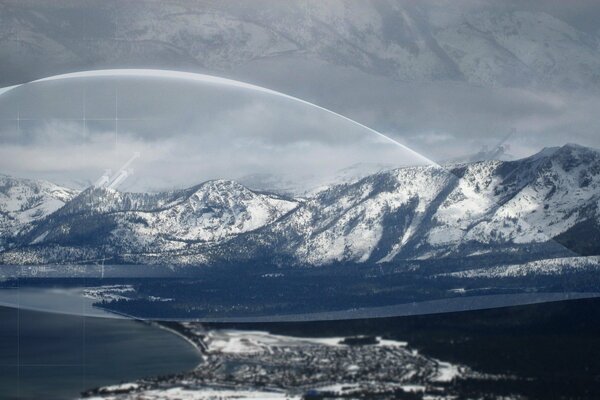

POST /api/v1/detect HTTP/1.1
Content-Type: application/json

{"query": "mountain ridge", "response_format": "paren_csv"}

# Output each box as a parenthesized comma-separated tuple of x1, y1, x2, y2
(0, 144, 598, 267)
(2, 1, 600, 91)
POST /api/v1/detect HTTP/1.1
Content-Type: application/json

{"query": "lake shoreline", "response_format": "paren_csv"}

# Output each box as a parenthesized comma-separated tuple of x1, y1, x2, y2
(79, 296, 600, 399)
(0, 306, 202, 400)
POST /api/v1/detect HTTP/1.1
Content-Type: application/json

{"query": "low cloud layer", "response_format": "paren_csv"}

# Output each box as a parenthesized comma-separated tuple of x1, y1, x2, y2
(232, 55, 600, 163)
(0, 76, 426, 192)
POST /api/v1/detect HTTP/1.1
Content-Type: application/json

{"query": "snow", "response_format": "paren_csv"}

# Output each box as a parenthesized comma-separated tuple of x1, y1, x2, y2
(444, 256, 600, 279)
(82, 285, 136, 302)
(311, 383, 360, 395)
(401, 384, 426, 393)
(115, 180, 298, 245)
(87, 387, 295, 400)
(293, 145, 600, 265)
(2, 144, 599, 266)
(17, 2, 600, 93)
(294, 166, 453, 265)
(98, 383, 139, 392)
(432, 361, 461, 382)
(206, 330, 408, 355)
(0, 175, 78, 236)
(206, 330, 343, 354)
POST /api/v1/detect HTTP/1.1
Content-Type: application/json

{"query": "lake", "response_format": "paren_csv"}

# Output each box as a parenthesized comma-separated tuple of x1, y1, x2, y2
(0, 306, 201, 400)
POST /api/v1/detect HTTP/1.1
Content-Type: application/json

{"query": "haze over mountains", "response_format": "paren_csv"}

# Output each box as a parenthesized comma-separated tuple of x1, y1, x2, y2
(1, 144, 598, 267)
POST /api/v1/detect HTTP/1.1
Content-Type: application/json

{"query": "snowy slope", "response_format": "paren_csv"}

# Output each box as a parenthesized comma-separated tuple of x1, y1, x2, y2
(231, 144, 599, 265)
(284, 166, 452, 265)
(4, 180, 298, 263)
(1, 144, 598, 266)
(105, 180, 299, 252)
(2, 1, 600, 90)
(458, 144, 600, 246)
(0, 175, 78, 243)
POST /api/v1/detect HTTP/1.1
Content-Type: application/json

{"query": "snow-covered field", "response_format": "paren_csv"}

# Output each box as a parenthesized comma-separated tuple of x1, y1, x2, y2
(87, 387, 295, 400)
(205, 330, 408, 355)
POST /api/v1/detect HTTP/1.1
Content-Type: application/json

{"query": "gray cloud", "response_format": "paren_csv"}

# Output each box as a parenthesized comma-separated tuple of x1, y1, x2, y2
(0, 75, 425, 192)
(231, 55, 600, 162)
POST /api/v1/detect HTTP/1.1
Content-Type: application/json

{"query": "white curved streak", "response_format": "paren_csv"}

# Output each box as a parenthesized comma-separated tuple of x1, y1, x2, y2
(2, 69, 436, 166)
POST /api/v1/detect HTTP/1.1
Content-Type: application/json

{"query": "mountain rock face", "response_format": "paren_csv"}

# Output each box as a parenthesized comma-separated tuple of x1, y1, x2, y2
(0, 144, 599, 266)
(2, 1, 600, 91)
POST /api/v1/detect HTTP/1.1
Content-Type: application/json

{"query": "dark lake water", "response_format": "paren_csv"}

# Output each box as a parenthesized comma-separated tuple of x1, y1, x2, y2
(0, 306, 201, 400)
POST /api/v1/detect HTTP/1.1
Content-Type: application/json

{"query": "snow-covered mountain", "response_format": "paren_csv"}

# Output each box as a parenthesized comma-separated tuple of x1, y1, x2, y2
(0, 180, 298, 264)
(223, 144, 598, 266)
(0, 175, 78, 248)
(2, 1, 600, 91)
(0, 144, 599, 266)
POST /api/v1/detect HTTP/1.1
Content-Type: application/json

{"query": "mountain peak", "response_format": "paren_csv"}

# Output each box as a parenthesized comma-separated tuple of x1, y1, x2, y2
(196, 179, 248, 191)
(527, 143, 597, 162)
(1, 143, 598, 266)
(562, 143, 586, 149)
(552, 143, 598, 159)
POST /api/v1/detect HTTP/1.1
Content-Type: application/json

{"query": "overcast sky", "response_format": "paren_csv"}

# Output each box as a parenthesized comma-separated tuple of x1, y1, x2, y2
(0, 74, 428, 192)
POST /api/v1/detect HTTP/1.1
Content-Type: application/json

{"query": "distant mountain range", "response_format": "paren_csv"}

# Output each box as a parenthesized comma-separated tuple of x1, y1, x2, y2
(2, 0, 600, 91)
(0, 144, 598, 267)
(0, 175, 78, 240)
